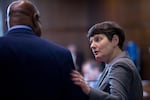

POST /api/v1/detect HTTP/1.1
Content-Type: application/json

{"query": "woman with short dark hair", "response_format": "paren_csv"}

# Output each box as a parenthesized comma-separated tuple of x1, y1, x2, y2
(71, 21, 143, 100)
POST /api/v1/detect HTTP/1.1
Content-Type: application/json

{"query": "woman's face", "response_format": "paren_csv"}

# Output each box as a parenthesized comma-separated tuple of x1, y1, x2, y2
(90, 34, 115, 63)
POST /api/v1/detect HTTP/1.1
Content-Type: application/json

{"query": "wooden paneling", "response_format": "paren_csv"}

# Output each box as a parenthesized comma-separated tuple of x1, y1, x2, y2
(30, 0, 91, 60)
(101, 0, 150, 79)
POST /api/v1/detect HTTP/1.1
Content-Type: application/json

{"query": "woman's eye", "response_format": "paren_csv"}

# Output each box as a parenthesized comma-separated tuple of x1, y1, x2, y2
(95, 37, 102, 42)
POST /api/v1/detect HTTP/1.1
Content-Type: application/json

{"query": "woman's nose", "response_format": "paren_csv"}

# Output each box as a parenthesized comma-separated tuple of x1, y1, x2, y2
(90, 42, 96, 49)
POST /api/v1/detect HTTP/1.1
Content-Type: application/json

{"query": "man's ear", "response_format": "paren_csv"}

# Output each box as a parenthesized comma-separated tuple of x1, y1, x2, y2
(32, 13, 41, 37)
(112, 34, 119, 47)
(32, 13, 39, 27)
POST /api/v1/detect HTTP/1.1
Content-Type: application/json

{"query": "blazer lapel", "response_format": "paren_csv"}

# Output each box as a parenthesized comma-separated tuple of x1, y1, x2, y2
(96, 64, 109, 88)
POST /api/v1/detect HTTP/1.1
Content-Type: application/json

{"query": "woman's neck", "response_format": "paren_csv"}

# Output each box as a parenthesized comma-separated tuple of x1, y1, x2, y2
(106, 48, 122, 64)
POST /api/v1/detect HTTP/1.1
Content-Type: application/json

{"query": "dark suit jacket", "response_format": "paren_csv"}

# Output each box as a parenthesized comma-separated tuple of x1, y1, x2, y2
(0, 28, 88, 100)
(89, 52, 143, 100)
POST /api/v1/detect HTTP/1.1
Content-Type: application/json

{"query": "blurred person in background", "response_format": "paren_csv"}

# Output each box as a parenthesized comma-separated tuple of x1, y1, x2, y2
(81, 60, 104, 88)
(67, 44, 77, 66)
(67, 44, 85, 72)
(0, 0, 88, 100)
(125, 40, 141, 72)
(71, 21, 143, 100)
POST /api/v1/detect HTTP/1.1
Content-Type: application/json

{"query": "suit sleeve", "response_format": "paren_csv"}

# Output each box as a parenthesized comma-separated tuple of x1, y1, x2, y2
(89, 63, 132, 100)
(60, 50, 88, 100)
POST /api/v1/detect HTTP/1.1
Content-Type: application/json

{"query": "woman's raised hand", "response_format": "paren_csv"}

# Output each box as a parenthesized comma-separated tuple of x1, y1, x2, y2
(71, 70, 90, 95)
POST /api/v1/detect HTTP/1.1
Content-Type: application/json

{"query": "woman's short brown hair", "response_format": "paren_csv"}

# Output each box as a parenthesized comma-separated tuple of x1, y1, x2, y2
(87, 21, 125, 50)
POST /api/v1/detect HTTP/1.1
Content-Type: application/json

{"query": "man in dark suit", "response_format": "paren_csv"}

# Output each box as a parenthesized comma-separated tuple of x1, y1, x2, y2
(0, 0, 88, 100)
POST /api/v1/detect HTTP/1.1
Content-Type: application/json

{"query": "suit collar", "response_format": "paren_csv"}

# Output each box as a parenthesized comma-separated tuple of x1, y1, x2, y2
(97, 51, 129, 88)
(108, 51, 129, 65)
(96, 64, 109, 88)
(8, 25, 32, 31)
(6, 27, 36, 36)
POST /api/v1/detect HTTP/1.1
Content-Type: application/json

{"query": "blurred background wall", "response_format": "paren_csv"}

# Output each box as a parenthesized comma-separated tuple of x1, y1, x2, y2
(0, 0, 150, 80)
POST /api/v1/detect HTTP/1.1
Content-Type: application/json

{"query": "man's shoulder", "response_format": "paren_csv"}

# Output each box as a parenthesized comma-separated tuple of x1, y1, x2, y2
(0, 34, 69, 53)
(40, 39, 71, 56)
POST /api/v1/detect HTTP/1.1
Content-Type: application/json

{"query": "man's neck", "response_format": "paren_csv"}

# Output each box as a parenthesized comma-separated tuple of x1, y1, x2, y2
(8, 25, 32, 31)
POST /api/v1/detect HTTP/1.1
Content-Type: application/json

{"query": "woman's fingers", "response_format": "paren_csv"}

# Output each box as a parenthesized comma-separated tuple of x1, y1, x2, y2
(70, 72, 79, 77)
(71, 70, 81, 77)
(72, 77, 85, 87)
(71, 70, 84, 81)
(72, 70, 80, 74)
(71, 70, 84, 85)
(72, 77, 82, 82)
(70, 70, 91, 95)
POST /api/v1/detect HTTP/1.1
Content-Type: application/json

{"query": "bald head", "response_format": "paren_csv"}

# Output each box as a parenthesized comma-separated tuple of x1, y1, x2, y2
(7, 0, 41, 36)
